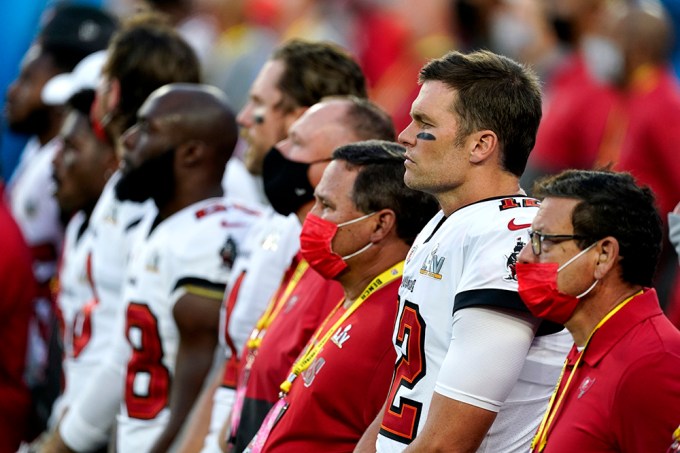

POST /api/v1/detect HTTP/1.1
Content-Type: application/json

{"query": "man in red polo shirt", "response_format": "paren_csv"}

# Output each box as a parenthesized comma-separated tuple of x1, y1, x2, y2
(516, 169, 680, 453)
(248, 140, 438, 452)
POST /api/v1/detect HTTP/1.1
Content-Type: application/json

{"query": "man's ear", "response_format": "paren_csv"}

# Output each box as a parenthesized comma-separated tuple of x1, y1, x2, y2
(177, 140, 205, 167)
(108, 78, 121, 111)
(594, 236, 620, 280)
(369, 209, 397, 243)
(468, 130, 498, 164)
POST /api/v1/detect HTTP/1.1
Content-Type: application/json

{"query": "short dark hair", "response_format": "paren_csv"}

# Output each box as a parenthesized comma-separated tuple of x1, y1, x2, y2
(533, 170, 663, 287)
(419, 49, 542, 177)
(328, 96, 395, 142)
(66, 89, 96, 118)
(104, 12, 201, 133)
(271, 39, 367, 111)
(332, 140, 439, 245)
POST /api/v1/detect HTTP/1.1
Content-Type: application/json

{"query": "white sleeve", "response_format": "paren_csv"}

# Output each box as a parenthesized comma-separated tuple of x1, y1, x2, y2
(669, 212, 680, 261)
(59, 359, 124, 450)
(59, 307, 130, 451)
(434, 306, 540, 412)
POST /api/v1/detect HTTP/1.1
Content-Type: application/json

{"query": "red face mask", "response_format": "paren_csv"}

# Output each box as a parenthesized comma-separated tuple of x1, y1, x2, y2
(299, 212, 375, 280)
(516, 243, 598, 324)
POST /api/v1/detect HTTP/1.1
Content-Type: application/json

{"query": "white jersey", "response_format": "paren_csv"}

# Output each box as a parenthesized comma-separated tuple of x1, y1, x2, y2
(222, 157, 269, 207)
(6, 137, 63, 283)
(56, 211, 93, 351)
(377, 196, 570, 452)
(202, 210, 300, 453)
(117, 197, 261, 452)
(53, 211, 96, 421)
(55, 175, 153, 424)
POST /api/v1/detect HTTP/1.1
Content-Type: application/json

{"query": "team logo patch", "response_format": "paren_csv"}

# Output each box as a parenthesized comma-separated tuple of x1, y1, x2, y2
(405, 245, 418, 265)
(331, 324, 352, 348)
(145, 251, 160, 273)
(302, 357, 326, 388)
(578, 376, 596, 398)
(504, 237, 526, 281)
(261, 231, 281, 252)
(401, 275, 416, 292)
(508, 218, 532, 231)
(284, 295, 299, 313)
(104, 204, 118, 224)
(220, 236, 238, 268)
(420, 244, 445, 280)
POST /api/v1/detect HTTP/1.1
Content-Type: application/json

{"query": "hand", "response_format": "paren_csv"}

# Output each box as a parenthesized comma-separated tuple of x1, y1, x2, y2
(673, 201, 680, 215)
(38, 429, 74, 453)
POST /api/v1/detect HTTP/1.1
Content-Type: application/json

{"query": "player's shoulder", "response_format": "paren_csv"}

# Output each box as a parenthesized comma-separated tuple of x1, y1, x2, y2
(194, 196, 263, 225)
(452, 195, 539, 236)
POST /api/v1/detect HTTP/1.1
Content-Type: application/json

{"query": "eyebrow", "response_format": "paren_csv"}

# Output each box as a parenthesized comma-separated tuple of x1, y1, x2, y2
(314, 192, 334, 208)
(411, 111, 436, 125)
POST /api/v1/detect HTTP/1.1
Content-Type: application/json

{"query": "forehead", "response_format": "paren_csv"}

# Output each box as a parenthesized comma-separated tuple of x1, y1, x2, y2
(60, 109, 91, 138)
(533, 197, 581, 232)
(250, 59, 285, 101)
(317, 160, 358, 201)
(20, 47, 56, 76)
(138, 90, 181, 122)
(292, 101, 347, 133)
(411, 80, 457, 122)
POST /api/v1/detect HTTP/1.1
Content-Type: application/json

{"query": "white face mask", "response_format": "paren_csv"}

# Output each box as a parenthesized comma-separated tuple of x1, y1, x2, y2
(581, 35, 625, 84)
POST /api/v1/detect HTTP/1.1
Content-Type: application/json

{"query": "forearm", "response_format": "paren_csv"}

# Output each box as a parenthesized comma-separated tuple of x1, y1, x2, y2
(402, 393, 496, 453)
(353, 401, 384, 453)
(59, 361, 123, 451)
(149, 344, 217, 453)
(176, 360, 224, 453)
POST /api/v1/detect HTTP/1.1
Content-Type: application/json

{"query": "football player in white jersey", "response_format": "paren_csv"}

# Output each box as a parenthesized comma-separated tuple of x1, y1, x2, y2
(50, 88, 118, 425)
(49, 84, 261, 453)
(356, 50, 571, 453)
(180, 40, 371, 452)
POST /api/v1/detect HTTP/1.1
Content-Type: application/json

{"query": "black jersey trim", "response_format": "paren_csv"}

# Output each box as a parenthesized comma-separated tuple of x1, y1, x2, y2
(454, 289, 563, 336)
(125, 216, 144, 232)
(173, 277, 227, 295)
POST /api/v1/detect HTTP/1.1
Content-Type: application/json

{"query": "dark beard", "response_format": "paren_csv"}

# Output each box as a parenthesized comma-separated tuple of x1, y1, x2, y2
(7, 106, 52, 136)
(115, 148, 176, 205)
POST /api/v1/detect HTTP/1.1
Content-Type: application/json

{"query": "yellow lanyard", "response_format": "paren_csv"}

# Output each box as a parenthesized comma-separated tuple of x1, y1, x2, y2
(532, 290, 643, 452)
(247, 260, 310, 350)
(279, 261, 404, 394)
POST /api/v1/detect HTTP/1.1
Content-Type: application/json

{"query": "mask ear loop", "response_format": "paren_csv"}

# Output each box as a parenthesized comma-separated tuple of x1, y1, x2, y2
(336, 212, 378, 260)
(557, 241, 599, 299)
(337, 211, 376, 228)
(557, 241, 598, 272)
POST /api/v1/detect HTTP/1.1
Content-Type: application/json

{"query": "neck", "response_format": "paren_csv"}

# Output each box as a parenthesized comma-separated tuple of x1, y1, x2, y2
(438, 169, 521, 216)
(338, 241, 408, 307)
(565, 282, 643, 347)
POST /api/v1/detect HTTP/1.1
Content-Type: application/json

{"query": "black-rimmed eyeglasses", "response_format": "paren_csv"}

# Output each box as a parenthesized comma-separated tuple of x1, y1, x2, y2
(528, 230, 587, 256)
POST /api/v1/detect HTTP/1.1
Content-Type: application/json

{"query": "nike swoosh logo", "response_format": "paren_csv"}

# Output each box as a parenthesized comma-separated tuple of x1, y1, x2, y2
(508, 219, 532, 231)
